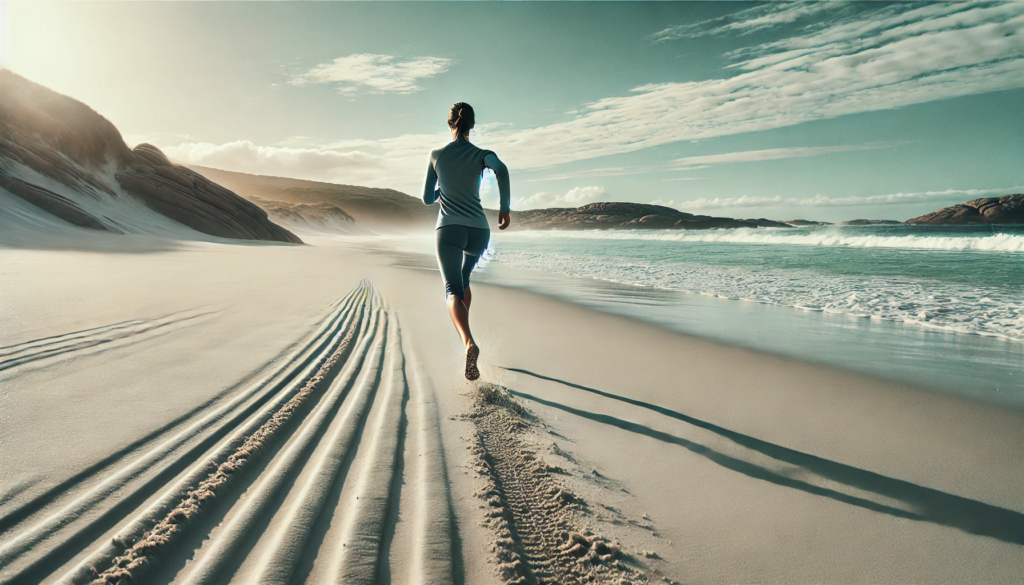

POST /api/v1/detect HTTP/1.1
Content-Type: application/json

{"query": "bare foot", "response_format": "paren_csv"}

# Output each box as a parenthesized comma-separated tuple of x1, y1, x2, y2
(465, 343, 480, 381)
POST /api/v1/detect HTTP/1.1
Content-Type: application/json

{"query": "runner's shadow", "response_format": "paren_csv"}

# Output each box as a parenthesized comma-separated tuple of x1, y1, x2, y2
(500, 367, 1024, 546)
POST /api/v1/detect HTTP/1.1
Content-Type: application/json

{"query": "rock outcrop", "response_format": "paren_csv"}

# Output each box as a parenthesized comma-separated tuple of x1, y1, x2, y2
(0, 70, 301, 243)
(836, 219, 902, 226)
(0, 172, 109, 231)
(510, 202, 790, 230)
(907, 194, 1024, 225)
(116, 145, 301, 242)
(785, 219, 833, 227)
(248, 196, 364, 235)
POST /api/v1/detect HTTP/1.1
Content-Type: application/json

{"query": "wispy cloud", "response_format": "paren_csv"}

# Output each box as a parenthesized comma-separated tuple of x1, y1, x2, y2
(160, 3, 1024, 193)
(290, 53, 452, 95)
(649, 1, 848, 42)
(525, 167, 643, 182)
(518, 186, 607, 210)
(163, 140, 389, 185)
(527, 162, 713, 182)
(673, 143, 898, 167)
(492, 2, 1024, 169)
(671, 186, 1024, 211)
(155, 130, 451, 190)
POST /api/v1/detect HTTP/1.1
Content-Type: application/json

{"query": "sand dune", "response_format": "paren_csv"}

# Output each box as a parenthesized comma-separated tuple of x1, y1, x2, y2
(0, 71, 299, 245)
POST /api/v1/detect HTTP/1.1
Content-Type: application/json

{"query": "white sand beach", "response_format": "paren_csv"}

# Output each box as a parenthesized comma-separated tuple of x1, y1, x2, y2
(4, 2, 1024, 580)
(2, 235, 1022, 584)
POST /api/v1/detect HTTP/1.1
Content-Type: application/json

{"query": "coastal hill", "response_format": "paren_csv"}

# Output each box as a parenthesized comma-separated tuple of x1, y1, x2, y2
(0, 70, 300, 243)
(192, 166, 437, 230)
(907, 194, 1024, 225)
(196, 167, 798, 232)
(511, 202, 791, 230)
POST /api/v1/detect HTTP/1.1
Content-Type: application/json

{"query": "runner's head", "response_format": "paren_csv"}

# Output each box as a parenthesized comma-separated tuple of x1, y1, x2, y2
(448, 102, 475, 140)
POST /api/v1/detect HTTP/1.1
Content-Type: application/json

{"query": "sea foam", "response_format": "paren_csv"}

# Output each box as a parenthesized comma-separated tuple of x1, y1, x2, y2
(506, 228, 1024, 253)
(489, 249, 1024, 341)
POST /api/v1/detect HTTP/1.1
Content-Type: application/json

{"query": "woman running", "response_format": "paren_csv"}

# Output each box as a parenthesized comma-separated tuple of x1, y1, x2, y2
(422, 102, 511, 380)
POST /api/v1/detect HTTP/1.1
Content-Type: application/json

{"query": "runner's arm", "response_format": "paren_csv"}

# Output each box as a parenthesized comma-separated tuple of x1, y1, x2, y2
(484, 153, 510, 214)
(422, 160, 440, 205)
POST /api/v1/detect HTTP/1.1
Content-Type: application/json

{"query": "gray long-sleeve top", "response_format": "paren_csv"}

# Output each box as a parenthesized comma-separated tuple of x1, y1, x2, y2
(422, 138, 510, 230)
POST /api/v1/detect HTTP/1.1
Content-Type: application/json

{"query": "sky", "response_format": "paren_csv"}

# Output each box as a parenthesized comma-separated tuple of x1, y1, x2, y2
(2, 1, 1023, 222)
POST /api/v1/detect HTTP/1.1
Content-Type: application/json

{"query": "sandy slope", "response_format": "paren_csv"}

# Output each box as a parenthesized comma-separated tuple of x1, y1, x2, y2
(1, 236, 1023, 584)
(0, 71, 299, 244)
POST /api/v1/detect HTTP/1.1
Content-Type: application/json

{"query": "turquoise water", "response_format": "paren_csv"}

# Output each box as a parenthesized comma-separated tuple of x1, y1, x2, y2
(468, 224, 1024, 405)
(487, 225, 1024, 340)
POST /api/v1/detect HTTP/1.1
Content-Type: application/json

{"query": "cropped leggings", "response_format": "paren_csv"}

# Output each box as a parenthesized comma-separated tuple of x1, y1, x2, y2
(435, 225, 490, 299)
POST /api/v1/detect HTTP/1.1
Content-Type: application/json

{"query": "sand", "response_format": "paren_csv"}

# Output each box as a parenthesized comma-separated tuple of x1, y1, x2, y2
(1, 233, 1023, 584)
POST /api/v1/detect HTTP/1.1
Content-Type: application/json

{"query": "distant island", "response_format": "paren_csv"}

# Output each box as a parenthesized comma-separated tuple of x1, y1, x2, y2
(509, 202, 791, 230)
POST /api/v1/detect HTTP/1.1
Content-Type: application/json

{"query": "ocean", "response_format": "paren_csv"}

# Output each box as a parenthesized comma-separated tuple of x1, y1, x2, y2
(372, 223, 1024, 405)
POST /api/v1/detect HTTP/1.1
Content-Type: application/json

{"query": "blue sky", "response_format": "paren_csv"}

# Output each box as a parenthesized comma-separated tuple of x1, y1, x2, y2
(3, 1, 1023, 221)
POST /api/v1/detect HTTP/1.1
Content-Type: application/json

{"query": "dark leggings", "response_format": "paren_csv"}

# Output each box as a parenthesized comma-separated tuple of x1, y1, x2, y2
(435, 225, 490, 299)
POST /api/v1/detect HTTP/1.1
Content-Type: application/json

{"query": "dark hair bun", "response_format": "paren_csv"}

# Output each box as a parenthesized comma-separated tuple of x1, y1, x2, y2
(448, 102, 475, 138)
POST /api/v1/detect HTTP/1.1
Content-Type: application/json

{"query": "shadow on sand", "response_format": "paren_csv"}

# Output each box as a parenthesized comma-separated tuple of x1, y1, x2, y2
(500, 366, 1024, 546)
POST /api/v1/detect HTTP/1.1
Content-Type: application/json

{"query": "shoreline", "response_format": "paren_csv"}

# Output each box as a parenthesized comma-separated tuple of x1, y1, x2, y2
(367, 256, 1024, 584)
(348, 234, 1024, 407)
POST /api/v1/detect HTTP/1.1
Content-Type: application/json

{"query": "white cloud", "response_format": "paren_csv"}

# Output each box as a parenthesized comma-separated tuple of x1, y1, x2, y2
(526, 162, 711, 182)
(517, 186, 607, 210)
(163, 140, 390, 185)
(290, 53, 452, 95)
(124, 132, 193, 147)
(152, 130, 450, 193)
(673, 187, 1024, 211)
(480, 173, 494, 196)
(673, 143, 897, 167)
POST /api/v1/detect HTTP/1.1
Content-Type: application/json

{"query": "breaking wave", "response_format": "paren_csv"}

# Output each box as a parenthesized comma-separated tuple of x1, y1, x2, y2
(507, 228, 1024, 253)
(488, 249, 1024, 341)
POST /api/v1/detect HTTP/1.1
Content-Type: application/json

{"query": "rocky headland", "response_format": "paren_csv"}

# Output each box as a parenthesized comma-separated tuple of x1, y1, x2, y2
(510, 202, 791, 230)
(837, 219, 902, 226)
(907, 194, 1024, 225)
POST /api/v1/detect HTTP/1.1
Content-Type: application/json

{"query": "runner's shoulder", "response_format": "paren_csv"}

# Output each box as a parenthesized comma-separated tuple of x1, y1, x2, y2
(430, 143, 450, 164)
